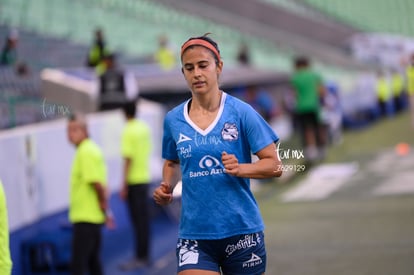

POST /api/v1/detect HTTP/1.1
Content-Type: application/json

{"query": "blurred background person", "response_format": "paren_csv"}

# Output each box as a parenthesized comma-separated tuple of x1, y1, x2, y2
(67, 114, 113, 275)
(86, 28, 109, 71)
(0, 179, 12, 275)
(118, 101, 152, 271)
(391, 68, 406, 114)
(321, 83, 343, 145)
(15, 61, 31, 77)
(290, 56, 327, 162)
(236, 42, 251, 66)
(375, 70, 392, 117)
(98, 53, 138, 111)
(0, 29, 18, 66)
(154, 34, 176, 70)
(407, 53, 414, 128)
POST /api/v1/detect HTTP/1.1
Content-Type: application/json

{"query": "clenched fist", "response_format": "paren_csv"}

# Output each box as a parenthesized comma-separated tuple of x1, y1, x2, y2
(221, 151, 240, 176)
(153, 181, 173, 205)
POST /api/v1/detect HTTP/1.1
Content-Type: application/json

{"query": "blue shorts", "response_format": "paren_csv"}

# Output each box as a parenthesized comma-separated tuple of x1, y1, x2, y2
(176, 231, 266, 275)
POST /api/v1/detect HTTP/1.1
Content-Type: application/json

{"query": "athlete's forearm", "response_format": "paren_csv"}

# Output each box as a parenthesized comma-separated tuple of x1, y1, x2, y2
(239, 158, 282, 179)
(223, 143, 282, 179)
(162, 159, 181, 191)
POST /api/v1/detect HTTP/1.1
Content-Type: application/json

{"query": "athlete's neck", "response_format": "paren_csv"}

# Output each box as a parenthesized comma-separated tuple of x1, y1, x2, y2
(190, 90, 222, 113)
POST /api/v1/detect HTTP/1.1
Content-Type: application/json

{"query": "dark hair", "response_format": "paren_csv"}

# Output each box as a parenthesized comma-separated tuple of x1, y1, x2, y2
(123, 101, 136, 118)
(294, 56, 310, 68)
(182, 33, 221, 65)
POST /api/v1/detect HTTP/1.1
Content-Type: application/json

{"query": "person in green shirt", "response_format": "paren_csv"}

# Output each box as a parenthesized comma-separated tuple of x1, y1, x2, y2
(118, 102, 152, 271)
(290, 56, 326, 162)
(0, 179, 12, 275)
(67, 114, 113, 275)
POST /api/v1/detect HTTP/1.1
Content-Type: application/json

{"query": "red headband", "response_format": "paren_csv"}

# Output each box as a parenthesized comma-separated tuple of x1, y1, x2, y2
(180, 39, 221, 62)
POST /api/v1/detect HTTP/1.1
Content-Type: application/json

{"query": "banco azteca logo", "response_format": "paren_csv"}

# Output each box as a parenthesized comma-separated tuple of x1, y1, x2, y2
(199, 155, 220, 168)
(189, 155, 223, 178)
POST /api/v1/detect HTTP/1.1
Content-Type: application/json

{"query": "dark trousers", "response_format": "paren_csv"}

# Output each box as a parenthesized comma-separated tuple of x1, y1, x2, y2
(295, 111, 320, 146)
(71, 223, 103, 275)
(127, 184, 150, 261)
(378, 100, 387, 116)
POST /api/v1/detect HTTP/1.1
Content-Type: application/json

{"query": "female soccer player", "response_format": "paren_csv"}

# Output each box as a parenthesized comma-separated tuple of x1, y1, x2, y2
(153, 34, 282, 275)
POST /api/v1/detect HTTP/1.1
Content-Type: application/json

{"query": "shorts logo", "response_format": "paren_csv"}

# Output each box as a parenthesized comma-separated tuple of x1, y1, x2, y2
(225, 234, 258, 256)
(221, 123, 239, 141)
(178, 240, 199, 267)
(242, 253, 263, 268)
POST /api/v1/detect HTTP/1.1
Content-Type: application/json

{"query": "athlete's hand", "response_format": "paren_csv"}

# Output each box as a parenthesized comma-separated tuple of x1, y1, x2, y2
(153, 181, 173, 205)
(222, 151, 240, 176)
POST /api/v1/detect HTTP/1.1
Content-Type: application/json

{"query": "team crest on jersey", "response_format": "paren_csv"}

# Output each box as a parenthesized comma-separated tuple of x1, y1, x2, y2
(221, 123, 239, 141)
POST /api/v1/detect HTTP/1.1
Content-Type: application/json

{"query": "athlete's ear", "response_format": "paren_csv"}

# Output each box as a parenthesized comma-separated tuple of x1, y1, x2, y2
(181, 67, 184, 74)
(216, 60, 223, 74)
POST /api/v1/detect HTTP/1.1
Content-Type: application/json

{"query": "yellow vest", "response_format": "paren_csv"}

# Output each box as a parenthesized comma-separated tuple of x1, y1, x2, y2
(391, 73, 404, 96)
(154, 47, 176, 70)
(0, 180, 12, 275)
(376, 77, 391, 102)
(407, 66, 414, 95)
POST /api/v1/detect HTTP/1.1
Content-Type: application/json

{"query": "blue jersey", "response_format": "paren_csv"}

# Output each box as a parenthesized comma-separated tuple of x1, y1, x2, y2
(162, 93, 279, 239)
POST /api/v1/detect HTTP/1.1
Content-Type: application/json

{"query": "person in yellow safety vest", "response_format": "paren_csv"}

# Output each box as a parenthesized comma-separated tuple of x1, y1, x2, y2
(0, 179, 12, 275)
(86, 28, 110, 70)
(154, 35, 176, 71)
(391, 69, 405, 113)
(407, 53, 414, 127)
(376, 71, 392, 117)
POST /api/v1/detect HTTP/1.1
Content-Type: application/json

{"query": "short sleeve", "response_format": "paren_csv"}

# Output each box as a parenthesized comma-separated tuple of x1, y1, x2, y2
(243, 105, 279, 154)
(81, 149, 105, 185)
(162, 114, 178, 161)
(121, 129, 134, 158)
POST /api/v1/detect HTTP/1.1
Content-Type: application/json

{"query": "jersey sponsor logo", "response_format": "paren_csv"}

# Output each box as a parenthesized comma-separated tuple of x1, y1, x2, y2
(177, 240, 199, 267)
(177, 133, 192, 144)
(225, 233, 259, 256)
(221, 123, 239, 141)
(179, 145, 192, 158)
(242, 253, 263, 268)
(194, 133, 223, 146)
(188, 155, 224, 178)
(199, 155, 220, 168)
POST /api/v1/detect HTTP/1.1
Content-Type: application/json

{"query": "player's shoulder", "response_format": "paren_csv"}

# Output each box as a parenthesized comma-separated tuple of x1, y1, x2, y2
(165, 100, 188, 120)
(224, 92, 255, 113)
